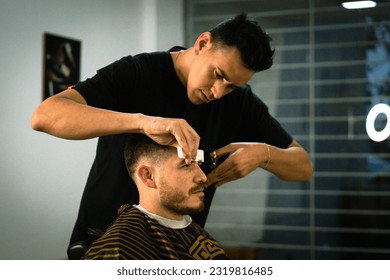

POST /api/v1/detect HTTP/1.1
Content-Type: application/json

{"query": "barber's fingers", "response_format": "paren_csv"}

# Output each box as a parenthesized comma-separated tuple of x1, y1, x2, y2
(207, 143, 262, 188)
(206, 160, 236, 188)
(211, 143, 242, 160)
(144, 116, 200, 163)
(166, 118, 199, 161)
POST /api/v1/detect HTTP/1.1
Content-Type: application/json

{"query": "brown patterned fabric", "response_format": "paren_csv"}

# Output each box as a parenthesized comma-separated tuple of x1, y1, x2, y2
(85, 205, 227, 260)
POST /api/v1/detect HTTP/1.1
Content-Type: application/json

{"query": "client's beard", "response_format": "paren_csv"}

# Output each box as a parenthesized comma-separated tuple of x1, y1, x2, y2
(160, 185, 205, 215)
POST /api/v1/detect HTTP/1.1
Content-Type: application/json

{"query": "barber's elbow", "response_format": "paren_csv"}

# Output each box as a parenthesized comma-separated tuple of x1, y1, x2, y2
(30, 108, 48, 132)
(285, 158, 314, 182)
(301, 161, 314, 182)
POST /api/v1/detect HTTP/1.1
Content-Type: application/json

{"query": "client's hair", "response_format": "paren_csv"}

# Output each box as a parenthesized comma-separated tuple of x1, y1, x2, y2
(124, 133, 171, 179)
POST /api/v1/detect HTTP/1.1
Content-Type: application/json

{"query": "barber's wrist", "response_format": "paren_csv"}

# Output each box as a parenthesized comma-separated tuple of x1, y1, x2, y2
(130, 113, 148, 134)
(262, 143, 270, 169)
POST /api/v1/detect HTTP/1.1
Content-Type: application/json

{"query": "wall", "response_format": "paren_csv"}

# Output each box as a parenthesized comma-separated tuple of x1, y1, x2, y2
(0, 0, 183, 259)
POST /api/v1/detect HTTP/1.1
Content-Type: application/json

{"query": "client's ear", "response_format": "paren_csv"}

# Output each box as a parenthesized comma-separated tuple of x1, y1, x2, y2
(137, 165, 157, 189)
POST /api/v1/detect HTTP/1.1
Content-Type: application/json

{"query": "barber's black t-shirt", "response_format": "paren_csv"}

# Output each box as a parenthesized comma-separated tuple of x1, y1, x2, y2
(70, 51, 292, 246)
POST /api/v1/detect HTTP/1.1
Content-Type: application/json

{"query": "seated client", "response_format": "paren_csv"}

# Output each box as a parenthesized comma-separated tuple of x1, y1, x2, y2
(84, 133, 228, 260)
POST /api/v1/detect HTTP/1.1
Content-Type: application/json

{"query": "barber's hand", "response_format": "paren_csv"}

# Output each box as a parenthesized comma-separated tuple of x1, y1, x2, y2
(143, 116, 200, 163)
(206, 143, 266, 188)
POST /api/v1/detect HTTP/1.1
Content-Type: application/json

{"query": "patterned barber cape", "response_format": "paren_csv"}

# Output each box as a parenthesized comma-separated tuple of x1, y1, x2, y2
(85, 204, 228, 260)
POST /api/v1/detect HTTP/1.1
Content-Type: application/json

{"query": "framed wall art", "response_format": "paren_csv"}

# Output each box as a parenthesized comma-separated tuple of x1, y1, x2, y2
(43, 33, 81, 100)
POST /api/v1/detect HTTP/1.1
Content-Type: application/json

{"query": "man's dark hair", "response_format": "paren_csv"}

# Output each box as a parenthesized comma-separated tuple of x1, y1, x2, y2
(209, 12, 274, 72)
(124, 134, 171, 179)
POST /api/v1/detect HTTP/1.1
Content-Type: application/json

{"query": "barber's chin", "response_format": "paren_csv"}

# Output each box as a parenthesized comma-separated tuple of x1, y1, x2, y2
(188, 90, 205, 105)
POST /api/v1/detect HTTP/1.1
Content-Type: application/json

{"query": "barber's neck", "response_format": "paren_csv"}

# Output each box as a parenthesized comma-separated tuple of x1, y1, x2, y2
(172, 48, 192, 87)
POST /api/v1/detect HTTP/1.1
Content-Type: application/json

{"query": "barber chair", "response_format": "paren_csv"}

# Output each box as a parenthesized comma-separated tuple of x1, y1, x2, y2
(67, 239, 93, 260)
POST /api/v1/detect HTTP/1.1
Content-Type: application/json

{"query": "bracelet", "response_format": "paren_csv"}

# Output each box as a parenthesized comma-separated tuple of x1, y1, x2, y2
(263, 143, 270, 169)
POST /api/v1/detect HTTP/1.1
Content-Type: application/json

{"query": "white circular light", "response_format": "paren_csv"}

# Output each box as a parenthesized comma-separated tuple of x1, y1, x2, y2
(366, 103, 390, 142)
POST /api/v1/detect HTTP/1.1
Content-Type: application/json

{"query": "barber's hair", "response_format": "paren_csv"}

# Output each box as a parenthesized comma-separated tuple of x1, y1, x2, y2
(124, 134, 171, 179)
(209, 12, 274, 72)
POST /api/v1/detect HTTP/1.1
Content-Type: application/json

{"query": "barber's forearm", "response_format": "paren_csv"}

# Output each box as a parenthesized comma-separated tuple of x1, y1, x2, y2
(30, 89, 144, 140)
(264, 142, 313, 182)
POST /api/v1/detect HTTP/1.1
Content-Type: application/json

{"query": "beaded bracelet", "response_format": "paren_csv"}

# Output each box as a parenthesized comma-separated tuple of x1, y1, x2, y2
(264, 143, 270, 169)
